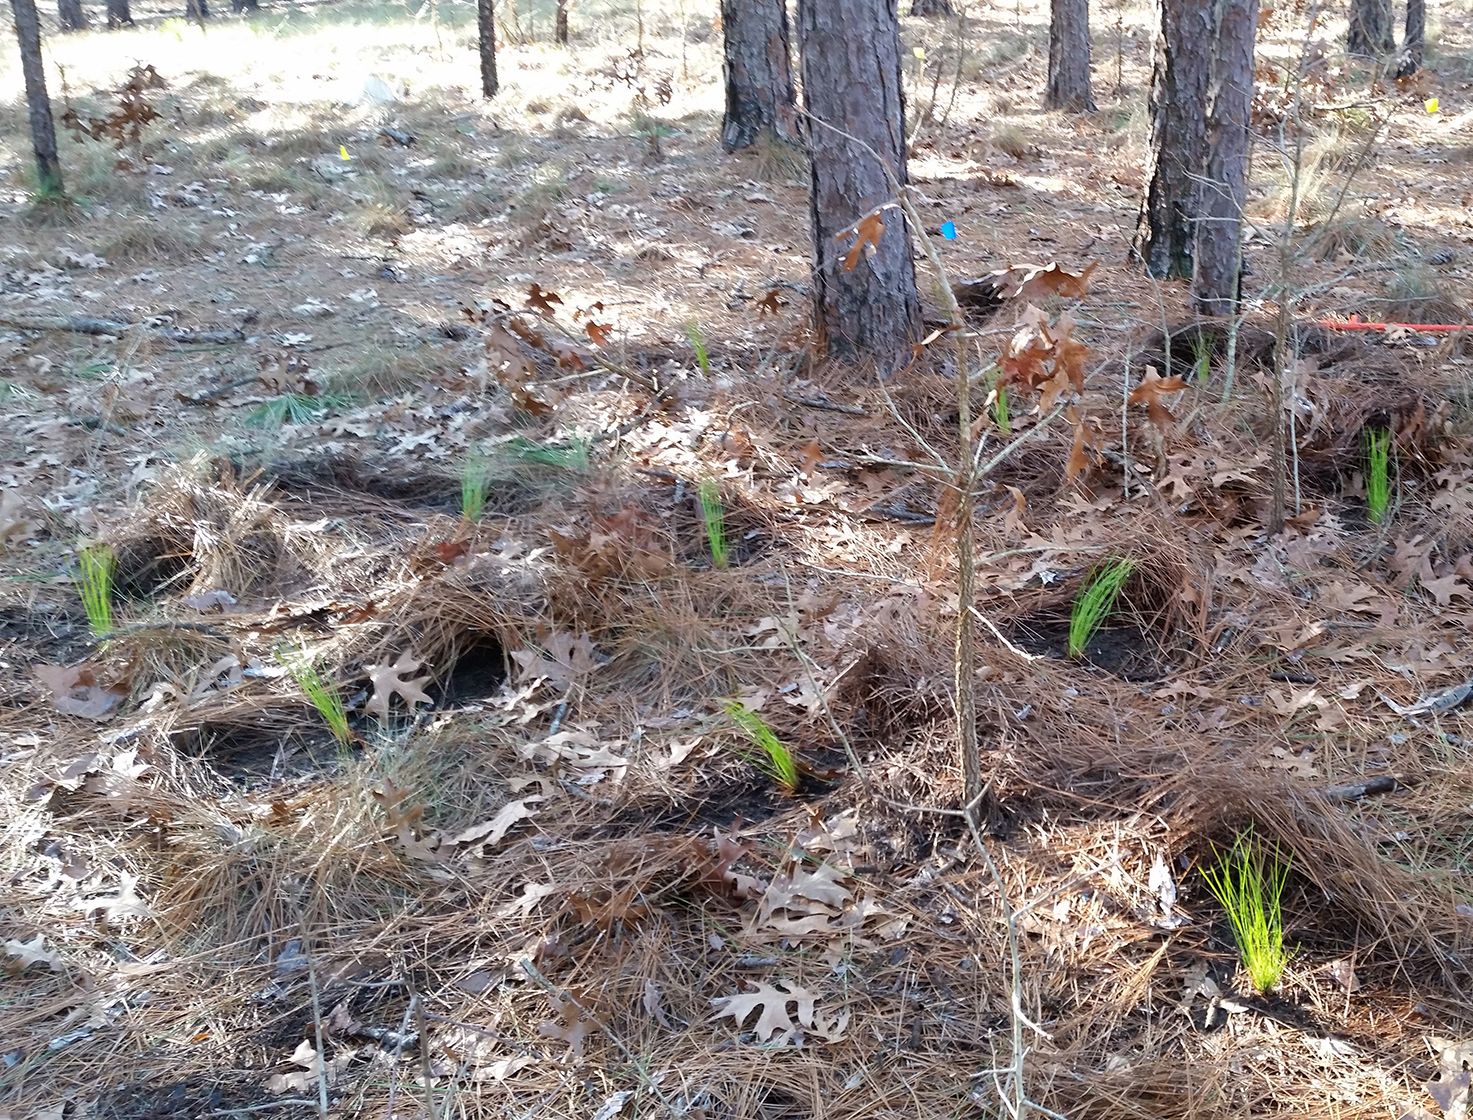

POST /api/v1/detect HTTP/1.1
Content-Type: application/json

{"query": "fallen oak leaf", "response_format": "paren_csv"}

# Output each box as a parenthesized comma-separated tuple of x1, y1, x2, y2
(526, 282, 563, 315)
(538, 991, 600, 1058)
(1128, 365, 1190, 430)
(709, 980, 818, 1042)
(365, 650, 433, 721)
(584, 320, 613, 347)
(453, 797, 544, 852)
(33, 663, 127, 720)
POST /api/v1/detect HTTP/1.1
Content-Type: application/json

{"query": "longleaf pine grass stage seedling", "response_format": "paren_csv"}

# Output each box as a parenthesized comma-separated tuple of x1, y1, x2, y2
(1365, 427, 1393, 524)
(278, 645, 352, 745)
(722, 700, 798, 792)
(686, 319, 710, 375)
(1201, 827, 1292, 993)
(1067, 557, 1135, 659)
(699, 479, 729, 569)
(77, 543, 115, 637)
(461, 448, 489, 521)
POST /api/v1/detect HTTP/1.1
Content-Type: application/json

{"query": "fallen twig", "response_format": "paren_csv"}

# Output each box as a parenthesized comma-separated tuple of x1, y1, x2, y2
(0, 312, 245, 344)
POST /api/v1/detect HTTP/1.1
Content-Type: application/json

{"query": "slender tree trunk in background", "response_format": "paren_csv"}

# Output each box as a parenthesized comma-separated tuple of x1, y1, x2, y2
(720, 0, 798, 151)
(106, 0, 132, 25)
(555, 0, 568, 43)
(231, 0, 259, 13)
(1045, 0, 1095, 110)
(478, 0, 498, 97)
(1397, 0, 1424, 75)
(9, 0, 66, 196)
(797, 0, 921, 367)
(911, 0, 955, 15)
(1134, 0, 1211, 280)
(1347, 0, 1393, 57)
(57, 0, 87, 30)
(1191, 0, 1257, 313)
(185, 0, 210, 19)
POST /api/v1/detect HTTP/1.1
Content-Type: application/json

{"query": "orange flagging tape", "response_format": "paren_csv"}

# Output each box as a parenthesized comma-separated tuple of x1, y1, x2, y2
(1314, 314, 1469, 333)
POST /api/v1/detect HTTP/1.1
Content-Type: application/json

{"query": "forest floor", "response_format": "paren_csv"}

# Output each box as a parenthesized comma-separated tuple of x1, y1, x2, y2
(2, 0, 1473, 1118)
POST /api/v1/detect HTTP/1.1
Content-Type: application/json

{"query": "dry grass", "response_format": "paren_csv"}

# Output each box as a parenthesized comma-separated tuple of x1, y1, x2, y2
(2, 1, 1473, 1118)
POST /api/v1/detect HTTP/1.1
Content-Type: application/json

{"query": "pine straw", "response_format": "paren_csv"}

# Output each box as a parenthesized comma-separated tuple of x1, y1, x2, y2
(4, 313, 1473, 1120)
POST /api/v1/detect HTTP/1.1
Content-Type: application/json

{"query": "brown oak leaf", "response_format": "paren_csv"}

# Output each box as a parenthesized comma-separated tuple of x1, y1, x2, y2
(1128, 366, 1190, 430)
(365, 650, 433, 721)
(839, 211, 886, 272)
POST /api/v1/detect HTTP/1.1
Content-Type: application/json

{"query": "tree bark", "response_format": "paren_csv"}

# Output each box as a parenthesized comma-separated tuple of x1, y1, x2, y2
(186, 0, 210, 18)
(797, 0, 921, 368)
(555, 0, 568, 43)
(105, 0, 132, 25)
(910, 0, 954, 14)
(1045, 0, 1095, 111)
(10, 0, 65, 196)
(57, 0, 87, 29)
(1397, 0, 1424, 75)
(1347, 0, 1393, 57)
(1134, 0, 1212, 280)
(1191, 0, 1257, 314)
(720, 0, 798, 151)
(478, 0, 498, 96)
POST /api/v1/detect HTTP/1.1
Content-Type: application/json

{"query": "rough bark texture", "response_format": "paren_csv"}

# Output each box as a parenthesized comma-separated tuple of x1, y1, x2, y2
(478, 0, 498, 97)
(719, 0, 798, 151)
(105, 0, 133, 25)
(1134, 0, 1212, 280)
(797, 0, 921, 367)
(57, 0, 87, 29)
(1398, 0, 1424, 75)
(1045, 0, 1095, 111)
(1347, 0, 1393, 56)
(10, 0, 65, 196)
(555, 0, 568, 43)
(1191, 0, 1257, 314)
(910, 0, 955, 14)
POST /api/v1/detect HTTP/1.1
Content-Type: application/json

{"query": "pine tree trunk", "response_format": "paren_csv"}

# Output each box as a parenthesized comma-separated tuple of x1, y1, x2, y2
(797, 0, 921, 367)
(1134, 0, 1212, 280)
(1397, 0, 1424, 75)
(478, 0, 498, 97)
(720, 0, 798, 151)
(231, 0, 258, 12)
(555, 0, 568, 43)
(57, 0, 87, 30)
(105, 0, 132, 25)
(1045, 0, 1095, 111)
(910, 0, 954, 14)
(186, 0, 210, 18)
(1191, 0, 1257, 314)
(9, 0, 65, 196)
(1347, 0, 1393, 57)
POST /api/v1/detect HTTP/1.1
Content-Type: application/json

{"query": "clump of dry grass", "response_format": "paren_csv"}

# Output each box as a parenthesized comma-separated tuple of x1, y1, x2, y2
(100, 215, 206, 262)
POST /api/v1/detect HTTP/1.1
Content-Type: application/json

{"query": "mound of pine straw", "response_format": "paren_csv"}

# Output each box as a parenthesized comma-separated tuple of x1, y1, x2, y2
(2, 311, 1471, 1120)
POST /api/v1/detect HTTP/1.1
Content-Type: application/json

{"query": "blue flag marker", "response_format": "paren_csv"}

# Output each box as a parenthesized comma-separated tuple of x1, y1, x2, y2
(940, 221, 957, 240)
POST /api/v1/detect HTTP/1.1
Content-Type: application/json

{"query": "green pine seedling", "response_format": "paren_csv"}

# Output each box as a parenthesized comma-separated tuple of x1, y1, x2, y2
(278, 646, 352, 744)
(78, 543, 115, 638)
(507, 435, 590, 471)
(1067, 557, 1135, 659)
(1364, 428, 1392, 525)
(686, 320, 710, 375)
(722, 700, 798, 792)
(1201, 828, 1292, 993)
(699, 479, 729, 569)
(993, 384, 1011, 435)
(1190, 332, 1212, 381)
(461, 449, 490, 521)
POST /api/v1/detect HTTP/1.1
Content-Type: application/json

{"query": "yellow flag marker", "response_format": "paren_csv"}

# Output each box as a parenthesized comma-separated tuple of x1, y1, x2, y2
(340, 145, 351, 160)
(913, 46, 925, 60)
(1425, 98, 1439, 114)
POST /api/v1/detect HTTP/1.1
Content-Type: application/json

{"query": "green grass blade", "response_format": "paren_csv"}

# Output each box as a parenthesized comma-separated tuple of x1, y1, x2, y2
(722, 700, 797, 791)
(78, 543, 115, 638)
(461, 449, 489, 521)
(1364, 428, 1392, 524)
(1201, 828, 1291, 992)
(277, 646, 352, 744)
(1067, 557, 1135, 659)
(699, 479, 728, 569)
(686, 320, 710, 375)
